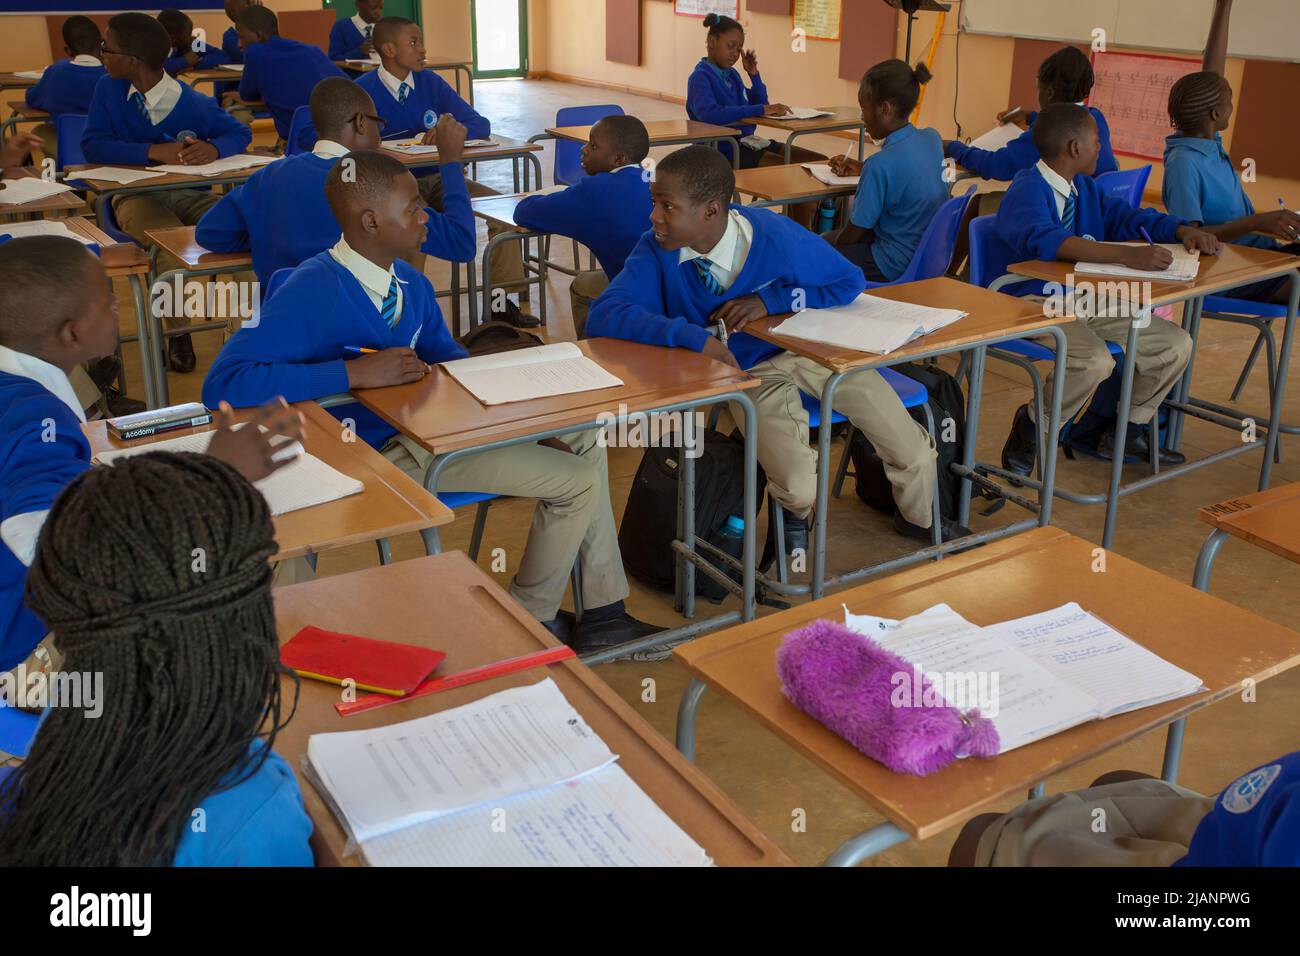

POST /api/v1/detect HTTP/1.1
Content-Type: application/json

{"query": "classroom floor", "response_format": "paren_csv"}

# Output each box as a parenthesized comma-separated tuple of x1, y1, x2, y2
(105, 78, 1300, 867)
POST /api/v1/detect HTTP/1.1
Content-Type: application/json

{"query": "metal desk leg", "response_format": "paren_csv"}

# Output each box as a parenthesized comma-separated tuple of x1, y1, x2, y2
(376, 538, 393, 565)
(958, 346, 986, 527)
(1168, 296, 1204, 455)
(124, 274, 160, 410)
(812, 371, 845, 600)
(681, 405, 697, 620)
(1028, 782, 1046, 799)
(824, 823, 911, 867)
(1162, 719, 1186, 783)
(1038, 327, 1068, 526)
(1101, 318, 1144, 551)
(1193, 527, 1228, 592)
(676, 677, 708, 760)
(1259, 271, 1300, 491)
(420, 526, 442, 555)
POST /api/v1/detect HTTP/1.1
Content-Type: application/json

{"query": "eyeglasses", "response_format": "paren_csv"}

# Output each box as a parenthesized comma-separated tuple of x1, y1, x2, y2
(352, 113, 387, 131)
(99, 40, 132, 58)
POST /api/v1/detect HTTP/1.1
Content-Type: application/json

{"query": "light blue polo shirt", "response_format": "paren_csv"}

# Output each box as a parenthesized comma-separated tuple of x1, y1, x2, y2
(1162, 132, 1277, 250)
(850, 123, 949, 280)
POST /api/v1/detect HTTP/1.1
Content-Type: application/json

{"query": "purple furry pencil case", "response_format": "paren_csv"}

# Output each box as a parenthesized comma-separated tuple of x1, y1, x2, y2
(776, 619, 999, 776)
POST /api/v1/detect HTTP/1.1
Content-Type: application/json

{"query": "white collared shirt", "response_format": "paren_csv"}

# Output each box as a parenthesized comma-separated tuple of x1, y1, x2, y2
(377, 65, 415, 103)
(312, 138, 350, 159)
(127, 71, 182, 125)
(678, 209, 753, 293)
(612, 163, 641, 174)
(1035, 159, 1077, 220)
(329, 237, 404, 320)
(352, 14, 373, 38)
(70, 54, 102, 67)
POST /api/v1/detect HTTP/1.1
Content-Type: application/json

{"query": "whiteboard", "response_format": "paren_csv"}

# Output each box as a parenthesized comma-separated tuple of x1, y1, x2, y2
(963, 0, 1300, 63)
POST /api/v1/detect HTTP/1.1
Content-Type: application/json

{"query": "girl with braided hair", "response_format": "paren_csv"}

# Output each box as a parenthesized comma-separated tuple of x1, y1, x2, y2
(1162, 0, 1300, 302)
(0, 452, 313, 866)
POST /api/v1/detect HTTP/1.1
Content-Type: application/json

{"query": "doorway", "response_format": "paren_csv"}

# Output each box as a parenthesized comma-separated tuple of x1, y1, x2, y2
(471, 0, 527, 78)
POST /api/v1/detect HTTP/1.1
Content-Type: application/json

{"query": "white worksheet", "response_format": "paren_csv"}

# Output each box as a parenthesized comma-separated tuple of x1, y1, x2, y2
(441, 341, 624, 405)
(0, 178, 75, 205)
(773, 293, 967, 355)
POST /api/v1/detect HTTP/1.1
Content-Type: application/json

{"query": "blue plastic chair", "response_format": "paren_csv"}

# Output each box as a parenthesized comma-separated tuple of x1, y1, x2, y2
(285, 106, 317, 156)
(1094, 165, 1152, 209)
(0, 706, 40, 760)
(546, 105, 626, 275)
(56, 114, 134, 245)
(863, 185, 979, 290)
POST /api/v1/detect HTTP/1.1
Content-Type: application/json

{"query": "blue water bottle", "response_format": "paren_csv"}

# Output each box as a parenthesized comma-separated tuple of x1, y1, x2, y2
(816, 197, 837, 233)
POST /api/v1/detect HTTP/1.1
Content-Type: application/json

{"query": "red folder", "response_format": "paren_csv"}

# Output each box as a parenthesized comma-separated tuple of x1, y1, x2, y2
(280, 626, 446, 697)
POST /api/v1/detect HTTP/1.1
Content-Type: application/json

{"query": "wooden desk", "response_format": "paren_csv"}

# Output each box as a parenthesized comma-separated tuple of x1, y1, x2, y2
(545, 119, 742, 169)
(1, 99, 48, 139)
(1195, 481, 1300, 590)
(384, 135, 544, 192)
(674, 525, 1300, 865)
(734, 162, 857, 210)
(0, 167, 86, 218)
(468, 192, 550, 330)
(180, 66, 242, 95)
(144, 224, 251, 273)
(0, 72, 40, 93)
(752, 105, 866, 162)
(272, 551, 794, 867)
(83, 400, 452, 562)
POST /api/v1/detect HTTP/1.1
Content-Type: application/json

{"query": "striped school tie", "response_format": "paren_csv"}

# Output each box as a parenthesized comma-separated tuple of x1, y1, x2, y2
(381, 275, 399, 327)
(364, 24, 373, 39)
(398, 83, 410, 104)
(1061, 191, 1077, 233)
(693, 257, 724, 296)
(130, 91, 150, 122)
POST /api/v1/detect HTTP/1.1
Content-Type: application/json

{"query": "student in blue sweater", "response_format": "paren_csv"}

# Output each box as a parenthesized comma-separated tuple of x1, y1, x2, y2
(1161, 0, 1300, 304)
(159, 8, 229, 77)
(84, 11, 253, 374)
(203, 150, 658, 651)
(24, 15, 105, 158)
(329, 0, 383, 61)
(0, 451, 313, 866)
(945, 46, 1118, 183)
(222, 0, 250, 64)
(589, 145, 958, 558)
(235, 4, 346, 143)
(823, 59, 949, 283)
(989, 104, 1218, 476)
(0, 236, 304, 695)
(514, 115, 653, 337)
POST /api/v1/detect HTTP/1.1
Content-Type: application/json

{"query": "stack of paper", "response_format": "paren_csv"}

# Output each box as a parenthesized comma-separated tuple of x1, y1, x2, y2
(306, 679, 712, 866)
(781, 107, 834, 120)
(963, 121, 1024, 153)
(68, 167, 165, 185)
(0, 220, 96, 246)
(801, 162, 859, 187)
(441, 341, 623, 405)
(94, 426, 363, 517)
(843, 603, 1203, 754)
(0, 178, 76, 205)
(772, 293, 967, 355)
(152, 153, 279, 176)
(13, 69, 45, 80)
(1074, 244, 1201, 282)
(381, 135, 498, 155)
(218, 63, 245, 72)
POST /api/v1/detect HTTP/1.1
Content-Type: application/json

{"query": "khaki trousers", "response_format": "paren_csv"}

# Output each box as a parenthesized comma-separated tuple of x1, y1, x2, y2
(569, 269, 609, 340)
(731, 352, 937, 528)
(381, 429, 628, 620)
(112, 188, 222, 330)
(417, 172, 523, 283)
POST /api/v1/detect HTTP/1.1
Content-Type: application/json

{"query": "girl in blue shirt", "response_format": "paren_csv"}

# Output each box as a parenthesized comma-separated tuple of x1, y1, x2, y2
(0, 452, 314, 867)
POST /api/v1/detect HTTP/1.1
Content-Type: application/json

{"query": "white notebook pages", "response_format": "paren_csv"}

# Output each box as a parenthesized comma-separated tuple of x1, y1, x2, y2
(441, 341, 624, 405)
(68, 167, 165, 185)
(306, 679, 711, 866)
(843, 603, 1203, 755)
(801, 163, 860, 187)
(964, 121, 1024, 153)
(381, 136, 498, 155)
(152, 153, 279, 176)
(0, 178, 75, 205)
(0, 220, 96, 245)
(217, 63, 244, 72)
(13, 69, 45, 80)
(94, 426, 363, 517)
(782, 107, 834, 120)
(773, 293, 967, 355)
(1074, 244, 1201, 282)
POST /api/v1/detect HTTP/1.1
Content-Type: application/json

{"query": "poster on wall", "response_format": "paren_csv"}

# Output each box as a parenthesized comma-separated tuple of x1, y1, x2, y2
(673, 0, 740, 19)
(793, 0, 842, 41)
(1089, 50, 1201, 161)
(1, 2, 224, 11)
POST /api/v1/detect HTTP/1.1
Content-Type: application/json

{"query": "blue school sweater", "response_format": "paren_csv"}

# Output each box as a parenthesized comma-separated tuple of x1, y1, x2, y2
(946, 106, 1119, 182)
(587, 205, 865, 370)
(82, 76, 252, 166)
(686, 58, 768, 162)
(1175, 751, 1300, 867)
(240, 36, 347, 139)
(328, 18, 370, 62)
(196, 154, 477, 284)
(0, 368, 90, 671)
(202, 251, 469, 448)
(355, 68, 491, 141)
(222, 26, 243, 64)
(513, 166, 652, 278)
(164, 43, 230, 76)
(987, 165, 1184, 296)
(24, 58, 106, 116)
(1162, 133, 1277, 251)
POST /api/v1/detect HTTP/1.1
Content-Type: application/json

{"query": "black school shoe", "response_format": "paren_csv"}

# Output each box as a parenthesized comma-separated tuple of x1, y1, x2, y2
(893, 509, 973, 543)
(541, 609, 577, 643)
(490, 297, 541, 329)
(568, 602, 664, 654)
(1096, 425, 1186, 466)
(759, 507, 810, 575)
(1000, 403, 1037, 479)
(102, 386, 146, 417)
(167, 333, 196, 373)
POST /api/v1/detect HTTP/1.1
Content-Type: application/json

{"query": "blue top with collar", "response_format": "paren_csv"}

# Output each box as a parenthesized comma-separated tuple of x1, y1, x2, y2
(82, 75, 252, 166)
(239, 36, 347, 139)
(1163, 132, 1277, 250)
(24, 58, 106, 116)
(1176, 751, 1300, 866)
(356, 68, 491, 142)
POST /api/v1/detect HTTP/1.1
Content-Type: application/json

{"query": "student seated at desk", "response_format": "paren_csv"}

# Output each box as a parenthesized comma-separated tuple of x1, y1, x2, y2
(944, 46, 1118, 183)
(588, 145, 962, 557)
(83, 11, 253, 375)
(221, 0, 250, 65)
(1161, 0, 1300, 304)
(329, 0, 383, 62)
(159, 8, 229, 77)
(0, 236, 304, 707)
(235, 4, 346, 146)
(24, 15, 106, 158)
(513, 115, 653, 338)
(0, 452, 313, 866)
(822, 59, 949, 285)
(987, 104, 1219, 477)
(202, 150, 660, 651)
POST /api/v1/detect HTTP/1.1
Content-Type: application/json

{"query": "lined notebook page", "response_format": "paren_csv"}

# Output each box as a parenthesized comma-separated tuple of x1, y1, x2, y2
(773, 294, 967, 356)
(441, 342, 623, 405)
(1074, 244, 1201, 282)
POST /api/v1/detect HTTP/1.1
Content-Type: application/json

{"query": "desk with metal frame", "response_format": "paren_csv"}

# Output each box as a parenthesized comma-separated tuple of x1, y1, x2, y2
(0, 166, 86, 219)
(752, 106, 866, 164)
(531, 120, 745, 172)
(1, 100, 48, 139)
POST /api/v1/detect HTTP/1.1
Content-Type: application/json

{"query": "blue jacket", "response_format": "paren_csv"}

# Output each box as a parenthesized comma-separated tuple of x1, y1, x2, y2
(222, 25, 243, 64)
(82, 75, 252, 166)
(513, 166, 653, 278)
(685, 58, 768, 161)
(987, 165, 1184, 296)
(24, 58, 106, 116)
(587, 205, 865, 370)
(240, 36, 347, 139)
(328, 18, 371, 62)
(196, 155, 477, 285)
(164, 43, 230, 77)
(356, 68, 490, 141)
(1175, 751, 1300, 866)
(946, 106, 1119, 182)
(202, 251, 469, 448)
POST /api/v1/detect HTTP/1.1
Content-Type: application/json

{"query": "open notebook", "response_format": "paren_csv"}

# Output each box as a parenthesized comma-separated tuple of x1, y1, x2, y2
(0, 178, 75, 205)
(305, 678, 712, 866)
(152, 154, 279, 177)
(93, 426, 363, 517)
(772, 293, 967, 355)
(0, 220, 96, 246)
(441, 341, 624, 405)
(381, 136, 497, 155)
(801, 163, 859, 187)
(781, 107, 833, 120)
(964, 121, 1023, 153)
(843, 603, 1203, 754)
(1074, 244, 1201, 282)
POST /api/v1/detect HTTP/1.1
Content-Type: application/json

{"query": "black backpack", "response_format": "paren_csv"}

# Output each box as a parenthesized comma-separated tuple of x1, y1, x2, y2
(619, 429, 765, 601)
(848, 362, 967, 520)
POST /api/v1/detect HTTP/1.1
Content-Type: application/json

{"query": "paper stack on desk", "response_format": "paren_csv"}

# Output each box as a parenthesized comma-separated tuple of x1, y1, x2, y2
(0, 220, 96, 245)
(772, 293, 967, 355)
(218, 63, 245, 72)
(382, 135, 497, 155)
(13, 69, 45, 80)
(801, 163, 859, 187)
(68, 167, 166, 184)
(1073, 244, 1201, 282)
(441, 341, 623, 405)
(0, 178, 76, 205)
(782, 107, 834, 120)
(152, 153, 279, 176)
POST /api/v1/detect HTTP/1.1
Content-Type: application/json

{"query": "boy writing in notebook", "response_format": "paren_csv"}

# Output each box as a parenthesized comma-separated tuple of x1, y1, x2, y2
(202, 149, 660, 652)
(987, 103, 1219, 476)
(159, 8, 229, 76)
(82, 11, 253, 375)
(356, 15, 530, 325)
(513, 115, 653, 337)
(24, 15, 105, 158)
(329, 0, 383, 62)
(588, 145, 960, 558)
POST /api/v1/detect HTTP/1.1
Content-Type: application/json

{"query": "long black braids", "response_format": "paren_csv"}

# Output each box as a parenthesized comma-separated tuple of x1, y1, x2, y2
(0, 452, 299, 866)
(1169, 71, 1228, 133)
